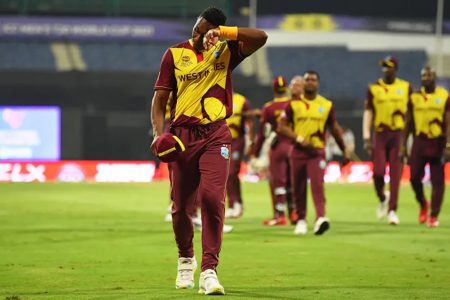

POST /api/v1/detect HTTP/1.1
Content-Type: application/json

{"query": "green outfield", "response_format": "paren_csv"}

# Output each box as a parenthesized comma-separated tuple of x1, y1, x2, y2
(0, 182, 449, 299)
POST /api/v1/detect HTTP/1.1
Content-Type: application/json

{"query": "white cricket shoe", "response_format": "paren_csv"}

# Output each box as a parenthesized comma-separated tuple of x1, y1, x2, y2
(387, 210, 400, 225)
(164, 203, 173, 222)
(377, 201, 388, 219)
(198, 269, 225, 295)
(223, 224, 233, 233)
(192, 215, 202, 231)
(231, 202, 243, 218)
(294, 219, 308, 235)
(224, 208, 234, 219)
(377, 191, 390, 219)
(314, 217, 330, 235)
(176, 257, 197, 289)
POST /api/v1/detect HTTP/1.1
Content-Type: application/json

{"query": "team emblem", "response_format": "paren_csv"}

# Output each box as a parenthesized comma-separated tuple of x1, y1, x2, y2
(221, 146, 229, 159)
(318, 106, 324, 113)
(214, 50, 221, 59)
(396, 89, 403, 95)
(181, 55, 192, 67)
(435, 98, 441, 104)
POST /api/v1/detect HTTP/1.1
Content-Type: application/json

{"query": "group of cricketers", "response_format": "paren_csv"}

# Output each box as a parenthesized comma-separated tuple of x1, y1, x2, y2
(150, 6, 449, 295)
(226, 56, 449, 237)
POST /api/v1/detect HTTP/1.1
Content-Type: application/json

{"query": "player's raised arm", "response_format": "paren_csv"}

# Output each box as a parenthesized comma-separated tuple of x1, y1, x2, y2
(203, 26, 267, 56)
(234, 27, 268, 56)
(362, 95, 374, 156)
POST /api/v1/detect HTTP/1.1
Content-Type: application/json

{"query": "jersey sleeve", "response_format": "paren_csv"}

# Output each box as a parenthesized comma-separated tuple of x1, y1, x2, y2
(154, 48, 175, 90)
(227, 40, 246, 71)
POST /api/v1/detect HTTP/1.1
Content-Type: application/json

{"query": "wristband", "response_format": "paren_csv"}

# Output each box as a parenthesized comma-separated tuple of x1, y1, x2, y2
(446, 142, 450, 148)
(219, 26, 238, 40)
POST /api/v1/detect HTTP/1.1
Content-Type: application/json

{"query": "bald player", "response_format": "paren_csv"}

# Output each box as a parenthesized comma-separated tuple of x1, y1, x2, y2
(363, 56, 412, 225)
(404, 67, 450, 227)
(278, 70, 348, 235)
(151, 6, 267, 294)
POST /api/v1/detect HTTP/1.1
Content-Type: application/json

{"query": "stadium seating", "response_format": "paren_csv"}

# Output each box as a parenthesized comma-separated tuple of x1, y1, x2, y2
(0, 41, 54, 70)
(79, 42, 166, 72)
(266, 46, 427, 101)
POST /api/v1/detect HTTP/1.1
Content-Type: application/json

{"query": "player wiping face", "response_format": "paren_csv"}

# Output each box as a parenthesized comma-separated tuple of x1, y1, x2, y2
(192, 17, 219, 52)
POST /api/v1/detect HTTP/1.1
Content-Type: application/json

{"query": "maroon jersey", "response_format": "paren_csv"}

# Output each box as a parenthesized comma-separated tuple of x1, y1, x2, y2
(154, 39, 246, 127)
(254, 96, 292, 156)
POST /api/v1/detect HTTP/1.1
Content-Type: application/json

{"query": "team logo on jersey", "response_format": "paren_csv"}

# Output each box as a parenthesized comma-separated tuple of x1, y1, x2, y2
(319, 159, 327, 170)
(435, 98, 442, 104)
(396, 89, 403, 95)
(181, 55, 192, 67)
(214, 50, 221, 59)
(221, 146, 230, 159)
(318, 106, 324, 113)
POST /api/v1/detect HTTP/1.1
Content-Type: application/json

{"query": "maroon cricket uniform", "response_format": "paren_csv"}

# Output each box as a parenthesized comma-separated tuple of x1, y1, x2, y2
(283, 95, 337, 220)
(155, 38, 246, 271)
(409, 86, 450, 218)
(254, 96, 293, 218)
(366, 78, 412, 210)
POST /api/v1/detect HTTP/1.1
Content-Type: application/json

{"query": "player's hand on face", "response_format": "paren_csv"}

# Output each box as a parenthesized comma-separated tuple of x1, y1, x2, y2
(203, 28, 220, 50)
(363, 138, 373, 156)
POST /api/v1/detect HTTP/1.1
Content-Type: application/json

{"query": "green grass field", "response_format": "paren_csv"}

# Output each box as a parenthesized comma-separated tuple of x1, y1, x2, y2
(0, 181, 449, 299)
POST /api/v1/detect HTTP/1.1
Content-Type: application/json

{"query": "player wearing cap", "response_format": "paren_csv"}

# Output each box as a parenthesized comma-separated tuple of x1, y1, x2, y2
(404, 67, 450, 227)
(225, 92, 255, 218)
(363, 56, 412, 225)
(253, 75, 296, 226)
(278, 70, 348, 235)
(150, 6, 267, 295)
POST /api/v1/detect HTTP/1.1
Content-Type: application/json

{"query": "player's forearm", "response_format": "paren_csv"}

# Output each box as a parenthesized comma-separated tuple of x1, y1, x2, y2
(445, 111, 450, 145)
(402, 111, 412, 148)
(246, 119, 255, 142)
(277, 121, 297, 141)
(150, 92, 168, 137)
(362, 109, 373, 140)
(331, 124, 346, 154)
(253, 133, 264, 157)
(227, 27, 267, 56)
